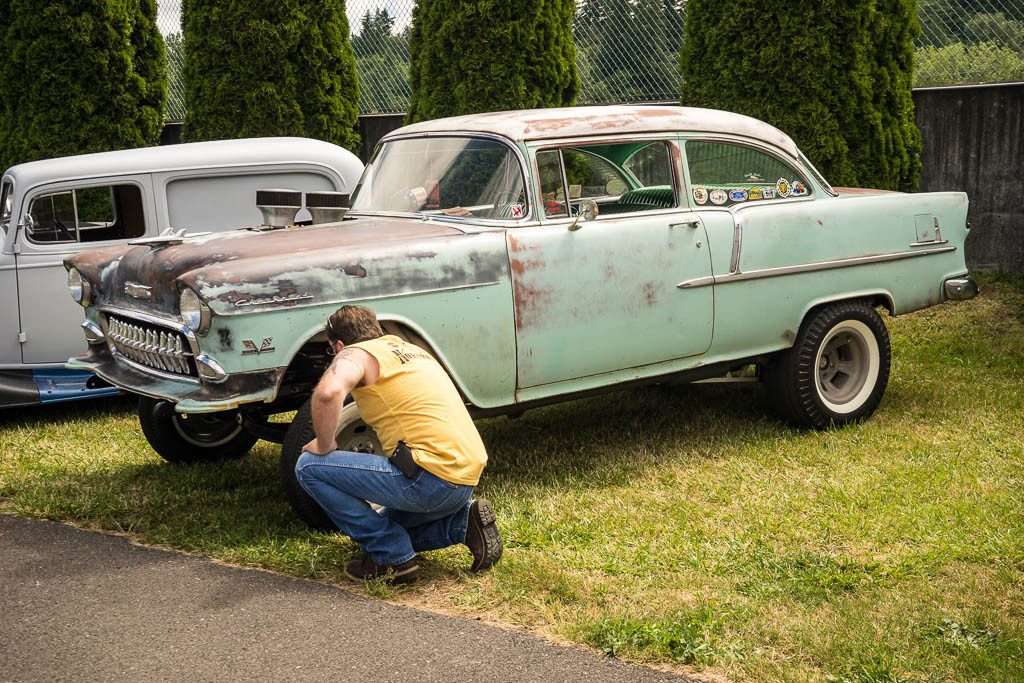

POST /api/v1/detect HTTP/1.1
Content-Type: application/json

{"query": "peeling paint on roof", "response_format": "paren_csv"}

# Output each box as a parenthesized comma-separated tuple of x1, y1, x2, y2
(385, 105, 800, 157)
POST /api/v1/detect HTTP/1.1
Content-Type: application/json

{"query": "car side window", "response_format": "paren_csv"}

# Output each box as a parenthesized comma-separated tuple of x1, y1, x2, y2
(686, 140, 811, 207)
(27, 184, 145, 244)
(537, 150, 568, 219)
(536, 141, 677, 219)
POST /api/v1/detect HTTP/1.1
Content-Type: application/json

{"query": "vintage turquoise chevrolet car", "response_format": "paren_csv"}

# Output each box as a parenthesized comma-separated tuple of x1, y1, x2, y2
(66, 106, 977, 528)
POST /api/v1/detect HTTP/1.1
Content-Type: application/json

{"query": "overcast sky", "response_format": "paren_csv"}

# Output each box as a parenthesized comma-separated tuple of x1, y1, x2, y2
(154, 0, 414, 36)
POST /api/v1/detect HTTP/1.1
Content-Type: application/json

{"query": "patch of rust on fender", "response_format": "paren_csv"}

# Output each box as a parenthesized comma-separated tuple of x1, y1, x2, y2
(182, 229, 510, 316)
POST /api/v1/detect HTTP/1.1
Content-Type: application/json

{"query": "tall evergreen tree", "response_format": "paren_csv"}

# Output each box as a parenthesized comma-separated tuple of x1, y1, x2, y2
(680, 0, 921, 191)
(130, 0, 168, 135)
(0, 0, 167, 172)
(183, 0, 360, 151)
(406, 0, 577, 122)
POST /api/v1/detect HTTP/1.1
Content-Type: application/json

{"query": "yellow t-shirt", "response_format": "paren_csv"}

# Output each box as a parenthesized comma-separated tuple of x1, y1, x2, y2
(349, 335, 487, 486)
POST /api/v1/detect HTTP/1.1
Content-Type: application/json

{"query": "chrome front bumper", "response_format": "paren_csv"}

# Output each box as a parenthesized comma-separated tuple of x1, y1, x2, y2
(67, 344, 285, 413)
(944, 276, 979, 301)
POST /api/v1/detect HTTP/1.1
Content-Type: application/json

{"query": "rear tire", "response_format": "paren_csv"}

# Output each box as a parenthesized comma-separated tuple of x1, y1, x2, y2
(280, 399, 384, 531)
(763, 300, 891, 429)
(138, 397, 258, 463)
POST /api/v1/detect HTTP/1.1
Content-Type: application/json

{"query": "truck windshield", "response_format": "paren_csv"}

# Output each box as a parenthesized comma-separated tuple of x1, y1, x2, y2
(350, 137, 528, 220)
(0, 179, 11, 234)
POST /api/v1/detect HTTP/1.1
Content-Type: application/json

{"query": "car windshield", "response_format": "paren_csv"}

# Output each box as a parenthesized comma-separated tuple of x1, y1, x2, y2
(350, 137, 528, 220)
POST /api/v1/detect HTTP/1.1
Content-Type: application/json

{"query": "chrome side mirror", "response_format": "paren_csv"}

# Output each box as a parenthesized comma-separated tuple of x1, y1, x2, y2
(568, 200, 598, 232)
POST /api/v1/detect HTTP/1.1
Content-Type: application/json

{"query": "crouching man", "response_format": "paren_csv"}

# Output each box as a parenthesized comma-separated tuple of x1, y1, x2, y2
(295, 305, 502, 584)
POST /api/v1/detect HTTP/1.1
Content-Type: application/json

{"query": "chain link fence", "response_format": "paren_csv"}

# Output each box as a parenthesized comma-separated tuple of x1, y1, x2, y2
(156, 0, 185, 120)
(155, 0, 1024, 119)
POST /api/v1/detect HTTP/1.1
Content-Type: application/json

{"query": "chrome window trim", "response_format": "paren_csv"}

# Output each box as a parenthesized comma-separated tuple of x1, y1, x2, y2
(679, 135, 823, 203)
(20, 177, 149, 249)
(677, 245, 957, 289)
(531, 137, 683, 223)
(350, 132, 535, 226)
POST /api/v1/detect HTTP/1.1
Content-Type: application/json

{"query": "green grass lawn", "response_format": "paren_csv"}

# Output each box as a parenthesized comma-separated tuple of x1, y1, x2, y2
(2, 281, 1023, 681)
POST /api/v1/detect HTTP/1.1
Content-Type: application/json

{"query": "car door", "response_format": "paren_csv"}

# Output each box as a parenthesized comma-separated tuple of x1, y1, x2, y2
(0, 178, 21, 366)
(15, 175, 156, 364)
(510, 140, 713, 390)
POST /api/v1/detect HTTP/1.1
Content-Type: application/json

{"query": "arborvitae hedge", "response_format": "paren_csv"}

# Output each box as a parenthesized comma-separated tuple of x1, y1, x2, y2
(679, 0, 921, 191)
(0, 0, 167, 172)
(406, 0, 578, 122)
(131, 0, 168, 139)
(183, 0, 360, 152)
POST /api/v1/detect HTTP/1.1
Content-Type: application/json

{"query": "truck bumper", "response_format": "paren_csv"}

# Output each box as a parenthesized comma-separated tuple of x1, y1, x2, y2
(944, 275, 979, 301)
(67, 345, 285, 414)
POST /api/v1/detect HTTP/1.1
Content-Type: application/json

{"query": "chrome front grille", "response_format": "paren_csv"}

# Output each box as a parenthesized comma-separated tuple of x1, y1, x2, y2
(106, 315, 197, 377)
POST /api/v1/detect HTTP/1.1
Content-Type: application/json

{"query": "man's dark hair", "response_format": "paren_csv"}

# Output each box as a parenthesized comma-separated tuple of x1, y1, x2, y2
(326, 305, 384, 345)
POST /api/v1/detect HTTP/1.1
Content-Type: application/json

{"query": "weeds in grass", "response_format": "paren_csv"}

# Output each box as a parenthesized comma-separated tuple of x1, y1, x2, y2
(580, 600, 743, 666)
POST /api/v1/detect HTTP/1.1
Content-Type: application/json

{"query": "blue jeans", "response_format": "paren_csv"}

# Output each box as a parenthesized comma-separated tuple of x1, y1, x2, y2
(295, 450, 474, 566)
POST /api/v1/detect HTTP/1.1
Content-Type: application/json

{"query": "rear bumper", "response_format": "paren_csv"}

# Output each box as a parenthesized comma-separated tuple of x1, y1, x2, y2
(944, 275, 979, 301)
(67, 345, 285, 413)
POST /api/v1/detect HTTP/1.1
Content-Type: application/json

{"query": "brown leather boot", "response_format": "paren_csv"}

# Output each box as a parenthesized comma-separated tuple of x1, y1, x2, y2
(465, 499, 503, 571)
(345, 555, 421, 584)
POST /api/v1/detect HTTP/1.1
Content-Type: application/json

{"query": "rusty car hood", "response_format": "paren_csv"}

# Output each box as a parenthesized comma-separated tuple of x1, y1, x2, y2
(68, 216, 472, 316)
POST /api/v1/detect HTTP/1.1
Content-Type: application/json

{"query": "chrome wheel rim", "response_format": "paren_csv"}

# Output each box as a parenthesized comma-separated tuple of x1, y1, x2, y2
(172, 411, 244, 447)
(813, 320, 880, 414)
(336, 410, 383, 455)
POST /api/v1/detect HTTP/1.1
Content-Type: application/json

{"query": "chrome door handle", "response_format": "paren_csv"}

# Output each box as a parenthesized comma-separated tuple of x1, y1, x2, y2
(670, 219, 700, 229)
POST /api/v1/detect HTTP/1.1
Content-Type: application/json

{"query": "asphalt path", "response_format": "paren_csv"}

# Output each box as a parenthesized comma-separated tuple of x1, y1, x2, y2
(0, 514, 690, 682)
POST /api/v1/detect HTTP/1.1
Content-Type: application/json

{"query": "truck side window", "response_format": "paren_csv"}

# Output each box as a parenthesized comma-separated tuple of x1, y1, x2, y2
(686, 141, 811, 207)
(27, 184, 145, 244)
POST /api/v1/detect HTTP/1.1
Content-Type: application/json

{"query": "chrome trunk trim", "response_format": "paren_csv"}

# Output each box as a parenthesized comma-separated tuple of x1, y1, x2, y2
(677, 245, 957, 289)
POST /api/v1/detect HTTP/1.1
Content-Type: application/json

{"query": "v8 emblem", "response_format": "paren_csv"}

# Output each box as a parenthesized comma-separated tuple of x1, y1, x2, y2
(242, 338, 275, 355)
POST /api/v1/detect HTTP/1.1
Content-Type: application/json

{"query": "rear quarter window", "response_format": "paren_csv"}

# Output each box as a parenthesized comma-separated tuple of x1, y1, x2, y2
(686, 140, 811, 207)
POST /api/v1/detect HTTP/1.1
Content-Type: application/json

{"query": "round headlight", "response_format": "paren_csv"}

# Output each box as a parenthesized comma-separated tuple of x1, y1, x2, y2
(179, 288, 211, 334)
(67, 268, 91, 307)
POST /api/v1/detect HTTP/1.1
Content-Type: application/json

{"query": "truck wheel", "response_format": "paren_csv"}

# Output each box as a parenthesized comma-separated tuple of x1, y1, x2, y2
(280, 399, 384, 531)
(138, 397, 258, 463)
(763, 300, 891, 429)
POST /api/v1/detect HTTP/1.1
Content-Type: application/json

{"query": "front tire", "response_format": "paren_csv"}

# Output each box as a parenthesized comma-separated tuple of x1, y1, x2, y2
(138, 397, 258, 463)
(763, 300, 891, 429)
(280, 399, 384, 531)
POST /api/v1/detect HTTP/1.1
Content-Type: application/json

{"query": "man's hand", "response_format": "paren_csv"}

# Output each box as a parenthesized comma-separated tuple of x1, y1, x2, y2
(302, 437, 338, 456)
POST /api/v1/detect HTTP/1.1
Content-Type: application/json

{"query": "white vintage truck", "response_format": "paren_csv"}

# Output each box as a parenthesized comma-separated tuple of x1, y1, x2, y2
(0, 138, 363, 408)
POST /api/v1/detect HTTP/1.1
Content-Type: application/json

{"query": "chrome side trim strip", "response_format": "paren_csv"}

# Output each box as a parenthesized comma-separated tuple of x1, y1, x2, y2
(677, 275, 716, 289)
(219, 279, 502, 316)
(677, 245, 956, 289)
(909, 239, 949, 247)
(729, 212, 745, 273)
